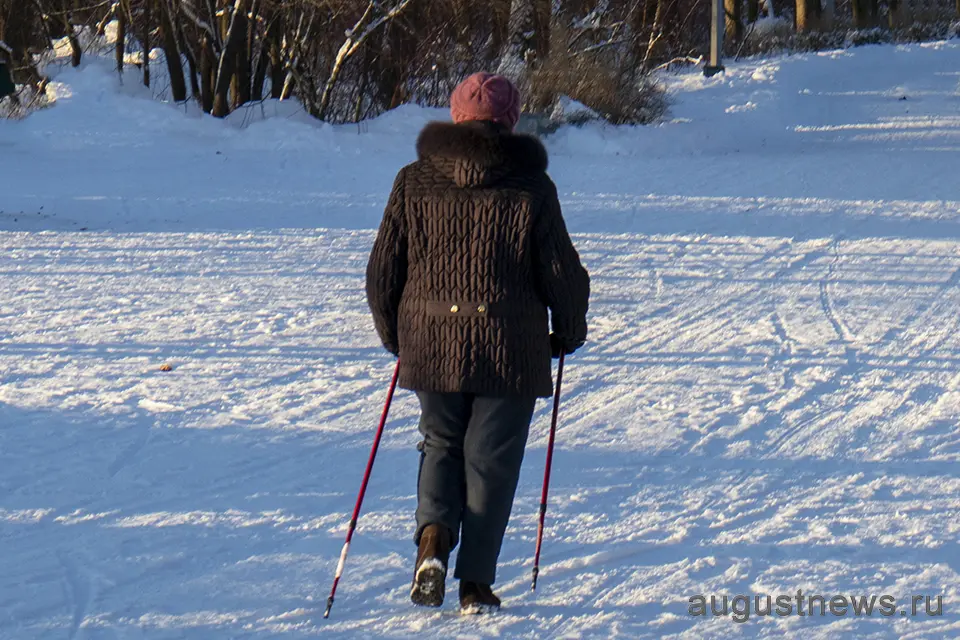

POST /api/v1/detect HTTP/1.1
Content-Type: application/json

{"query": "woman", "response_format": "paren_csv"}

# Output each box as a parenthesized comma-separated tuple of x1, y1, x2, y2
(366, 72, 590, 614)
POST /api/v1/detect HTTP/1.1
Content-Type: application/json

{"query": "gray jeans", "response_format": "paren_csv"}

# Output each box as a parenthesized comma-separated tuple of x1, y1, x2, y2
(415, 392, 536, 585)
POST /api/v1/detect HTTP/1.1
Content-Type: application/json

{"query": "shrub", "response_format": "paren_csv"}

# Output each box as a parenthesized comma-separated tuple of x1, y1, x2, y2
(526, 25, 668, 127)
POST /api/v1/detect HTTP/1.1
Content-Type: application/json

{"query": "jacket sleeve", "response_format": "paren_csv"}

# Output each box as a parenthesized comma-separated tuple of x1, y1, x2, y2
(365, 169, 408, 356)
(532, 177, 590, 353)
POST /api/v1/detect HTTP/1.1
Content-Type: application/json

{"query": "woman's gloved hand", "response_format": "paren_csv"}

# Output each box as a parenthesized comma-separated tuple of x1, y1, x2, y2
(550, 333, 583, 358)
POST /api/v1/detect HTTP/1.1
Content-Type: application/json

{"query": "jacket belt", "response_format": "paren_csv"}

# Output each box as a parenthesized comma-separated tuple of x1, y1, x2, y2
(425, 300, 509, 318)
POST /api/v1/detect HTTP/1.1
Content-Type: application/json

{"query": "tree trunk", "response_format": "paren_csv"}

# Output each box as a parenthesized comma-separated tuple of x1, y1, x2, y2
(159, 0, 187, 101)
(266, 13, 284, 98)
(177, 22, 201, 100)
(852, 0, 867, 27)
(725, 0, 743, 49)
(821, 0, 834, 28)
(642, 0, 667, 70)
(795, 0, 820, 30)
(533, 0, 551, 60)
(212, 0, 248, 117)
(234, 44, 250, 107)
(233, 0, 254, 108)
(888, 0, 900, 26)
(279, 67, 295, 101)
(250, 7, 271, 103)
(96, 5, 113, 35)
(65, 20, 82, 67)
(142, 0, 151, 87)
(251, 43, 268, 101)
(643, 0, 657, 27)
(200, 33, 215, 113)
(184, 43, 200, 101)
(43, 1, 82, 66)
(353, 49, 368, 123)
(0, 59, 13, 99)
(1, 1, 44, 89)
(116, 0, 126, 74)
(498, 0, 536, 87)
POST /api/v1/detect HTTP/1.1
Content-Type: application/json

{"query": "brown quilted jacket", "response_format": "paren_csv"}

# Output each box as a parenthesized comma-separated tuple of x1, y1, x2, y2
(365, 120, 590, 397)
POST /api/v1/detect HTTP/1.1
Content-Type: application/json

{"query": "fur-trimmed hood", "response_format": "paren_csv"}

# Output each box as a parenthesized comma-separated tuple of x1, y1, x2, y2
(415, 121, 548, 188)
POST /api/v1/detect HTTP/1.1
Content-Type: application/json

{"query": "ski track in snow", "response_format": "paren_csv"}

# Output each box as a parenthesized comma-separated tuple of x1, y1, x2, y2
(2, 41, 960, 638)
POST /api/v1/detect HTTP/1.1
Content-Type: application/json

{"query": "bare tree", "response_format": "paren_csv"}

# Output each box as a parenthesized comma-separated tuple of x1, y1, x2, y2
(641, 0, 667, 70)
(0, 0, 46, 88)
(199, 30, 214, 111)
(142, 0, 151, 87)
(795, 0, 820, 30)
(251, 7, 281, 100)
(498, 0, 536, 87)
(231, 0, 254, 108)
(852, 0, 868, 27)
(316, 0, 415, 121)
(725, 0, 742, 48)
(212, 0, 248, 117)
(158, 0, 187, 101)
(116, 0, 127, 73)
(821, 0, 834, 28)
(55, 0, 84, 67)
(266, 10, 284, 99)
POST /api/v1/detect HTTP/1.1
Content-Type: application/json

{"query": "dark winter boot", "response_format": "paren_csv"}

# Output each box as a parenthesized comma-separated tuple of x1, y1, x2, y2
(410, 524, 451, 607)
(459, 581, 501, 615)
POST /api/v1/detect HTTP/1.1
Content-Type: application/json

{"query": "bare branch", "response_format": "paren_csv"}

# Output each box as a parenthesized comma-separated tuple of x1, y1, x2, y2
(180, 0, 218, 42)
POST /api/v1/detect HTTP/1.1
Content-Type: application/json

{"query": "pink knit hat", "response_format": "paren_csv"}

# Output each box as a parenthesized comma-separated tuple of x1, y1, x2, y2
(450, 72, 521, 131)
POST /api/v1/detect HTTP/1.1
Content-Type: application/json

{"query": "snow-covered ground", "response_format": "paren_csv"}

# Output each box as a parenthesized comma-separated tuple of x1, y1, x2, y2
(2, 40, 960, 638)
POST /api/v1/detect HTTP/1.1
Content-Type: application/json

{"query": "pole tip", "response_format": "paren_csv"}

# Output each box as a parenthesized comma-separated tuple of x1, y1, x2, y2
(531, 567, 539, 591)
(323, 596, 334, 619)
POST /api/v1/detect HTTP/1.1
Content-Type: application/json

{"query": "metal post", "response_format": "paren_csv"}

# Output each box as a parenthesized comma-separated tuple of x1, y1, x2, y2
(704, 0, 725, 77)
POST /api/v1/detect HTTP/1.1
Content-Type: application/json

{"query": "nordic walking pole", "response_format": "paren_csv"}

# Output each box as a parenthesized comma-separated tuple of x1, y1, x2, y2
(324, 360, 401, 619)
(532, 352, 565, 591)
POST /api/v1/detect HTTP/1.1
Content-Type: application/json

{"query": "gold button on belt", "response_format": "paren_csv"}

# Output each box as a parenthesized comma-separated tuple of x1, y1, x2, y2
(425, 301, 504, 317)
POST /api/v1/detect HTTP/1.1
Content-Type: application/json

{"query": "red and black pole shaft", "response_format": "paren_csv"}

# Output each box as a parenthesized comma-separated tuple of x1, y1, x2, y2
(532, 352, 564, 591)
(324, 360, 401, 619)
